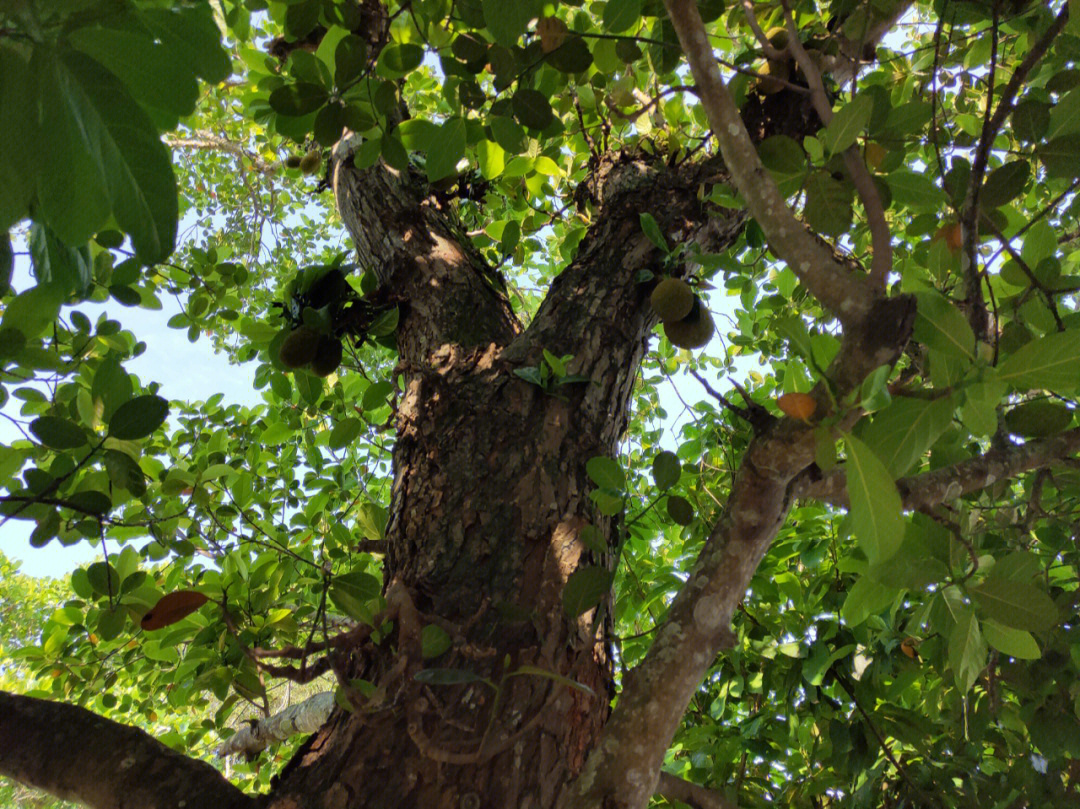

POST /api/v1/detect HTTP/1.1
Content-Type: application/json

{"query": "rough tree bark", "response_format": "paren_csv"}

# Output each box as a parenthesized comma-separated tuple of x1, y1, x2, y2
(5, 2, 1078, 809)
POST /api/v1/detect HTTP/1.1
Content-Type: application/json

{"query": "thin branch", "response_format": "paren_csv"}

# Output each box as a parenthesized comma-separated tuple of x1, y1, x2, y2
(166, 132, 279, 175)
(662, 0, 875, 329)
(779, 0, 892, 287)
(794, 426, 1080, 510)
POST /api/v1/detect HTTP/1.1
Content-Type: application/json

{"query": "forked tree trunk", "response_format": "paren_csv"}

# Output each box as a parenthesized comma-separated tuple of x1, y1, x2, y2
(263, 150, 750, 808)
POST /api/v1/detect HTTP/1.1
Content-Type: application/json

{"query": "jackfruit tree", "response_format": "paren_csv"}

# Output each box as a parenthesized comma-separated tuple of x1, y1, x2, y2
(1, 0, 1079, 807)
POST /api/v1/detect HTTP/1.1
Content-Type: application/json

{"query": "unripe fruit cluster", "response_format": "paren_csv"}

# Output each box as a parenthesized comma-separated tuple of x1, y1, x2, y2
(650, 278, 714, 350)
(278, 325, 343, 376)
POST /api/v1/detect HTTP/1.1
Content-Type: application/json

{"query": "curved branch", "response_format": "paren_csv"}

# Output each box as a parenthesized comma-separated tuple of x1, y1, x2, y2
(656, 771, 738, 809)
(793, 426, 1080, 509)
(0, 691, 254, 809)
(662, 0, 875, 328)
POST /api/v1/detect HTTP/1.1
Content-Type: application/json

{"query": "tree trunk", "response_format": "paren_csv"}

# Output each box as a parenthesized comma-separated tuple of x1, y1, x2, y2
(264, 147, 748, 808)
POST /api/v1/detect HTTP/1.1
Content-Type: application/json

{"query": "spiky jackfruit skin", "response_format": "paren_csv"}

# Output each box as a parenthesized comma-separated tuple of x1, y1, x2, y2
(311, 336, 343, 376)
(279, 326, 321, 369)
(650, 278, 695, 322)
(284, 154, 302, 168)
(664, 297, 715, 349)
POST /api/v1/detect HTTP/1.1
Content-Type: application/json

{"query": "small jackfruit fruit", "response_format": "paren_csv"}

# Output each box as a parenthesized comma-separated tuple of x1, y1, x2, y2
(279, 326, 321, 369)
(650, 278, 695, 322)
(284, 154, 302, 169)
(663, 297, 714, 350)
(299, 150, 321, 175)
(311, 336, 343, 377)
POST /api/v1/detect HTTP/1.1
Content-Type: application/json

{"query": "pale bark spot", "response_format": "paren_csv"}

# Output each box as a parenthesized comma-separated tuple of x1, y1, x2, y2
(693, 594, 724, 630)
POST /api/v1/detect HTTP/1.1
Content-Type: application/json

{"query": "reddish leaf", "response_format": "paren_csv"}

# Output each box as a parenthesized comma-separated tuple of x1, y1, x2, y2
(141, 590, 208, 630)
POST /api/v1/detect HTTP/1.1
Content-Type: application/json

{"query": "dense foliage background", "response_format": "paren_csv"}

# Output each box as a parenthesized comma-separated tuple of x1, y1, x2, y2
(2, 0, 1080, 807)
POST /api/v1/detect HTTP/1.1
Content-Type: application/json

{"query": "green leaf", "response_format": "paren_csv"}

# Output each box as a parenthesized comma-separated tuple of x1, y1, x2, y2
(421, 625, 452, 659)
(476, 139, 505, 179)
(841, 575, 899, 627)
(912, 291, 976, 360)
(103, 449, 146, 496)
(1012, 98, 1051, 142)
(426, 117, 466, 182)
(482, 0, 539, 46)
(334, 35, 369, 87)
(31, 47, 111, 246)
(603, 0, 643, 33)
(510, 664, 595, 696)
(997, 330, 1080, 393)
(0, 285, 63, 341)
(0, 45, 36, 231)
(822, 93, 873, 155)
(1037, 134, 1080, 179)
(139, 5, 231, 85)
(639, 212, 669, 252)
(857, 395, 955, 478)
(60, 50, 177, 263)
(651, 451, 681, 490)
(666, 494, 694, 526)
(804, 171, 853, 236)
(969, 578, 1058, 632)
(980, 160, 1030, 209)
(511, 88, 554, 130)
(68, 490, 111, 514)
(948, 608, 987, 694)
(270, 82, 330, 116)
(586, 456, 625, 491)
(68, 26, 199, 118)
(30, 416, 88, 450)
(87, 561, 120, 597)
(108, 395, 169, 440)
(562, 565, 613, 618)
(981, 620, 1041, 659)
(1048, 86, 1080, 139)
(844, 433, 904, 563)
(329, 418, 363, 450)
(378, 43, 424, 77)
(885, 169, 948, 209)
(757, 135, 806, 196)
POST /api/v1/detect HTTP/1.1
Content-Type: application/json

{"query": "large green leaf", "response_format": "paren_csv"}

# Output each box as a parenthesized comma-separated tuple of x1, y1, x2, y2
(804, 171, 853, 236)
(844, 433, 904, 562)
(0, 44, 36, 231)
(108, 395, 169, 440)
(483, 0, 540, 46)
(997, 329, 1080, 392)
(563, 565, 613, 618)
(857, 395, 955, 478)
(912, 291, 975, 360)
(822, 93, 873, 155)
(969, 577, 1058, 632)
(948, 608, 986, 694)
(426, 117, 466, 182)
(603, 0, 643, 33)
(68, 26, 199, 118)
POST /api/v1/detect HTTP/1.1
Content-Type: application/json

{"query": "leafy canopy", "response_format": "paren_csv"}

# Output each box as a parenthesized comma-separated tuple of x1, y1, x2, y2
(1, 0, 1080, 805)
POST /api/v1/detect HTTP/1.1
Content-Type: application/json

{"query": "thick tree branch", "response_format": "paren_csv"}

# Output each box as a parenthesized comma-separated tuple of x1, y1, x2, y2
(656, 771, 738, 809)
(218, 691, 335, 759)
(662, 0, 875, 328)
(0, 691, 254, 809)
(166, 132, 278, 175)
(794, 426, 1080, 509)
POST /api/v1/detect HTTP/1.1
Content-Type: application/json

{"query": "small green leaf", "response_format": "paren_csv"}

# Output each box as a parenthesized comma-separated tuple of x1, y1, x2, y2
(562, 565, 613, 618)
(841, 575, 899, 627)
(603, 0, 643, 33)
(103, 449, 146, 496)
(269, 82, 329, 117)
(980, 160, 1030, 209)
(948, 608, 987, 694)
(666, 494, 694, 526)
(885, 169, 948, 209)
(651, 451, 681, 490)
(426, 117, 466, 182)
(822, 93, 873, 155)
(378, 43, 424, 77)
(639, 212, 669, 252)
(87, 561, 120, 597)
(586, 456, 625, 491)
(844, 433, 904, 562)
(482, 0, 539, 46)
(421, 625, 452, 659)
(329, 418, 363, 450)
(511, 88, 554, 130)
(108, 395, 169, 440)
(68, 490, 111, 514)
(30, 416, 88, 450)
(804, 171, 853, 236)
(982, 620, 1041, 659)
